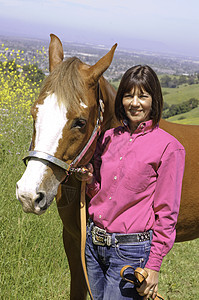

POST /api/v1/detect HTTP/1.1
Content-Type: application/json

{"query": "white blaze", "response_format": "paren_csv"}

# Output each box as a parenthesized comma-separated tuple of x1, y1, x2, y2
(16, 93, 68, 211)
(35, 93, 68, 155)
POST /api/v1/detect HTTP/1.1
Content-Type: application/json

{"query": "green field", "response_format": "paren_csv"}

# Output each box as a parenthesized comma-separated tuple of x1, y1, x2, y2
(1, 52, 199, 299)
(163, 83, 199, 105)
(166, 106, 199, 125)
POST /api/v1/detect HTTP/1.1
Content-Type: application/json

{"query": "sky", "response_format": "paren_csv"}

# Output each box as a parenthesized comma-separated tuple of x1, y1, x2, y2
(1, 0, 199, 57)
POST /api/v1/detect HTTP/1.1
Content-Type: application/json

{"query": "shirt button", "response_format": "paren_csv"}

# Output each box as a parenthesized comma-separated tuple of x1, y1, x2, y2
(109, 196, 112, 200)
(140, 124, 144, 129)
(99, 214, 102, 219)
(129, 138, 133, 142)
(114, 176, 117, 180)
(120, 157, 123, 160)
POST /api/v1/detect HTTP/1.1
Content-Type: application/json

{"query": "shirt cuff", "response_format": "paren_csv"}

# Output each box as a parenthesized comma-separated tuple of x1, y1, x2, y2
(145, 254, 163, 272)
(86, 180, 100, 198)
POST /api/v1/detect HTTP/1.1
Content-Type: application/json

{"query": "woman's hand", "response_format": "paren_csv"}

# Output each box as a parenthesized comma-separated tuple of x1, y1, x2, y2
(136, 268, 159, 299)
(75, 163, 94, 184)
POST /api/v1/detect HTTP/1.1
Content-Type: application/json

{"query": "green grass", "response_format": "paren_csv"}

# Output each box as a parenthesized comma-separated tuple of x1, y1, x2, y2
(0, 116, 70, 299)
(162, 83, 199, 105)
(167, 106, 199, 125)
(0, 54, 71, 299)
(159, 239, 199, 299)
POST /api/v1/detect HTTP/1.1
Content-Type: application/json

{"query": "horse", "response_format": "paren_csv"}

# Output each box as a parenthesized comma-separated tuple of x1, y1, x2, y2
(159, 119, 199, 242)
(16, 34, 199, 300)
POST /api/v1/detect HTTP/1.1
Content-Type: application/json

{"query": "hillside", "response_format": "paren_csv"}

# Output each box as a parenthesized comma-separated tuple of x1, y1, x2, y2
(162, 83, 199, 125)
(162, 83, 199, 105)
(166, 106, 199, 125)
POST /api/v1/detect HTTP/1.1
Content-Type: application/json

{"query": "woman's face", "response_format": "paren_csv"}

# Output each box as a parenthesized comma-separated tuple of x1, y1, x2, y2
(122, 87, 152, 131)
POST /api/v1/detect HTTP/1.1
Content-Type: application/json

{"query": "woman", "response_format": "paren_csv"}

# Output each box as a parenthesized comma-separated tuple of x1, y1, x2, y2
(79, 65, 185, 300)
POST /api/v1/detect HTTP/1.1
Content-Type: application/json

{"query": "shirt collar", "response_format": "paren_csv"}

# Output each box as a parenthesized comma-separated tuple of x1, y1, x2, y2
(123, 119, 156, 134)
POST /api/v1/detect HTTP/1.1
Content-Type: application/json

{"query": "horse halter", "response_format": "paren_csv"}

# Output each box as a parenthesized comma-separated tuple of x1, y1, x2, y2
(23, 95, 104, 177)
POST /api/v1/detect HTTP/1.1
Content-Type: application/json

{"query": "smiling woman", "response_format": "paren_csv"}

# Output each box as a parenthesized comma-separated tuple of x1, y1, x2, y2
(122, 89, 152, 132)
(82, 65, 185, 300)
(115, 65, 163, 129)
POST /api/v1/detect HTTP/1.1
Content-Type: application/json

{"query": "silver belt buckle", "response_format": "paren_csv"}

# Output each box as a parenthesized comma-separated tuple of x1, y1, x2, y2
(92, 226, 111, 246)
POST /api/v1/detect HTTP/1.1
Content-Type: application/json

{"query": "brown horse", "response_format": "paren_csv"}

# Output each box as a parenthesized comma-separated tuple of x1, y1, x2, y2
(16, 34, 199, 300)
(159, 119, 199, 242)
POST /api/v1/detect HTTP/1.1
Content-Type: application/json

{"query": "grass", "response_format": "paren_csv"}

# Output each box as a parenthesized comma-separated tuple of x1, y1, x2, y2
(0, 47, 70, 299)
(0, 105, 70, 299)
(1, 46, 199, 299)
(162, 83, 199, 105)
(167, 106, 199, 125)
(159, 239, 199, 299)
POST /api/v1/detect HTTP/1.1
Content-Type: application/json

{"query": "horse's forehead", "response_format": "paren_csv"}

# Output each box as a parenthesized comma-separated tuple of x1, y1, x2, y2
(79, 63, 90, 71)
(36, 93, 66, 116)
(32, 93, 68, 155)
(78, 62, 92, 79)
(31, 58, 97, 122)
(31, 94, 46, 116)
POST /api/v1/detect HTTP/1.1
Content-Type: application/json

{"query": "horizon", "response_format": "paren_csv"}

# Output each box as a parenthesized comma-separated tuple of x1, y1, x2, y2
(1, 0, 199, 58)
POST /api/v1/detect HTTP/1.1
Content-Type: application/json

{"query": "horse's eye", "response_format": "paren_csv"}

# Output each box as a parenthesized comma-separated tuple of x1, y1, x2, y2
(72, 118, 87, 129)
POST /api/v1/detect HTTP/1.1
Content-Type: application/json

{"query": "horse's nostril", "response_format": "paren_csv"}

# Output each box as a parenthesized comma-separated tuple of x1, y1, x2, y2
(35, 192, 47, 210)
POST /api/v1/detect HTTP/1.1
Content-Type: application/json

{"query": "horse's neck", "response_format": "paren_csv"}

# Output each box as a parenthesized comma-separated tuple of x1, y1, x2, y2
(99, 77, 120, 132)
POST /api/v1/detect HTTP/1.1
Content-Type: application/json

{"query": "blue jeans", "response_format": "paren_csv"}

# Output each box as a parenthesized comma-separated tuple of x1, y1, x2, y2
(85, 224, 152, 300)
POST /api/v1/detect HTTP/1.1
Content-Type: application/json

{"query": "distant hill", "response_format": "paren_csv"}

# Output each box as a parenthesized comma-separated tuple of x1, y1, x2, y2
(162, 83, 199, 125)
(166, 106, 199, 125)
(162, 83, 199, 105)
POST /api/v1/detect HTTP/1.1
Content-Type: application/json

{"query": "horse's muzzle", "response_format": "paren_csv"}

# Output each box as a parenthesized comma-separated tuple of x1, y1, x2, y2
(16, 184, 48, 215)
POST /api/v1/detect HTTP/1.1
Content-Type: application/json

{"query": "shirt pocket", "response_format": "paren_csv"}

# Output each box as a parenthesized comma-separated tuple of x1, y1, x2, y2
(123, 161, 155, 193)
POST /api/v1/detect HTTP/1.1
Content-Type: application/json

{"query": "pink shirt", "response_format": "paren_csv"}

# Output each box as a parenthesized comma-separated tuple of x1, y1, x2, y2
(87, 120, 185, 271)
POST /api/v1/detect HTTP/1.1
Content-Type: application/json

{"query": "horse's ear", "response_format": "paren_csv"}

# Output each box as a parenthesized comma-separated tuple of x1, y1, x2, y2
(49, 34, 64, 72)
(87, 43, 117, 84)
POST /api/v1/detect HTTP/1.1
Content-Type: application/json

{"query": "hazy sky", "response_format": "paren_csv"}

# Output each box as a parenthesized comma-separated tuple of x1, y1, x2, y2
(1, 0, 199, 57)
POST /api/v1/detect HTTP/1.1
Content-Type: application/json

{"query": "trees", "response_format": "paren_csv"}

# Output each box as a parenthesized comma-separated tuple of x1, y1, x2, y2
(162, 98, 199, 119)
(160, 74, 198, 88)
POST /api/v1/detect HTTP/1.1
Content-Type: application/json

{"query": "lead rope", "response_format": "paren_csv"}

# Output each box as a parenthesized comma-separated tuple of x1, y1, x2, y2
(80, 181, 94, 300)
(80, 90, 103, 300)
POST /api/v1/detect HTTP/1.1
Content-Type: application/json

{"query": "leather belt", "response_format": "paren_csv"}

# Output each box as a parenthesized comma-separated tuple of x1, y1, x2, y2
(91, 225, 151, 247)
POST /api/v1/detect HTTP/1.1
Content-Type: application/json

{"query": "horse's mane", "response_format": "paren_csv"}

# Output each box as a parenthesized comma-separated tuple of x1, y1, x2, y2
(39, 57, 85, 110)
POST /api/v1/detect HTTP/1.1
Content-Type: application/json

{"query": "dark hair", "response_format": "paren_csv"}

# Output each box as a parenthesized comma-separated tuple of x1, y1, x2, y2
(115, 65, 163, 126)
